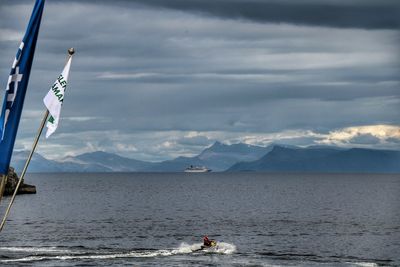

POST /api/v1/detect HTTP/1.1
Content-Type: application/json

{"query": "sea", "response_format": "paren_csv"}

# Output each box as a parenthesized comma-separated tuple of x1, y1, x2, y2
(0, 173, 399, 267)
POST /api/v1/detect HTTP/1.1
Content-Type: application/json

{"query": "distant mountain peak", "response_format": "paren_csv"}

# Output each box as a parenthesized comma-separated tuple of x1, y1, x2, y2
(211, 140, 224, 147)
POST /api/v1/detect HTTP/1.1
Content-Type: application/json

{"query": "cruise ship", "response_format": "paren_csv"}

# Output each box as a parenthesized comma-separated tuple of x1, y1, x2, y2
(184, 165, 212, 173)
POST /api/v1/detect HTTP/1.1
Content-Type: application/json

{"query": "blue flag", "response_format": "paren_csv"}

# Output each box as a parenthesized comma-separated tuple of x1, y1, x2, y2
(0, 0, 45, 175)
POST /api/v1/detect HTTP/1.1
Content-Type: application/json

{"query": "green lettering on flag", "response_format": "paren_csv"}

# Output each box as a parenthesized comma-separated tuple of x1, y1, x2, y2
(48, 115, 55, 124)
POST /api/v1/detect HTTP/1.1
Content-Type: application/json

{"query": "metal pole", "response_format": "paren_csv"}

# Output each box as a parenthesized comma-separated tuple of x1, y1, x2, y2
(0, 48, 75, 233)
(0, 109, 48, 232)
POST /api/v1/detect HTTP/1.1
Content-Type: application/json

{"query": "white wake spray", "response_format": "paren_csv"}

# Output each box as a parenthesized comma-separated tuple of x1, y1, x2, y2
(174, 242, 237, 254)
(0, 242, 237, 263)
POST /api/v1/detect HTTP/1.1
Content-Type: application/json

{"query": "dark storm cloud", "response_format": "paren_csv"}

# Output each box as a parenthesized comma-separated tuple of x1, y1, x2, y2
(127, 0, 400, 29)
(24, 0, 398, 30)
(3, 0, 400, 29)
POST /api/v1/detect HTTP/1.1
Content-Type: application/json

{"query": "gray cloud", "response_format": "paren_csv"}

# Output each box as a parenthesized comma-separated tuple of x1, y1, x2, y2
(3, 0, 400, 29)
(0, 0, 399, 160)
(177, 135, 213, 147)
(122, 0, 400, 29)
(349, 133, 381, 145)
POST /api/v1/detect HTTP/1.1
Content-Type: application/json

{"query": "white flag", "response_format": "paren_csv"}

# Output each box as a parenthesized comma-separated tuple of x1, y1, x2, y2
(43, 56, 72, 138)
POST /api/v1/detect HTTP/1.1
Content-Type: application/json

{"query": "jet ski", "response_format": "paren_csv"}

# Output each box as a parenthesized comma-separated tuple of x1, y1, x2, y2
(200, 240, 217, 250)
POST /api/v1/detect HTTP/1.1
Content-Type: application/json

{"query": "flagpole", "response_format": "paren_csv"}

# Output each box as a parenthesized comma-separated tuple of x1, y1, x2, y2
(0, 48, 74, 233)
(0, 110, 48, 232)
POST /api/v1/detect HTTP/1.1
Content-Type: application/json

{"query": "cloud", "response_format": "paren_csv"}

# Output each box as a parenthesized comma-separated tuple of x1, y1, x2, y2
(0, 29, 23, 42)
(33, 0, 400, 30)
(349, 133, 380, 145)
(1, 1, 399, 161)
(178, 134, 213, 147)
(131, 0, 400, 29)
(318, 125, 400, 148)
(228, 130, 322, 146)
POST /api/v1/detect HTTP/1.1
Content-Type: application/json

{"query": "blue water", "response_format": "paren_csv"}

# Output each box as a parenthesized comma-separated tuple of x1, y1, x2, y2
(0, 173, 399, 266)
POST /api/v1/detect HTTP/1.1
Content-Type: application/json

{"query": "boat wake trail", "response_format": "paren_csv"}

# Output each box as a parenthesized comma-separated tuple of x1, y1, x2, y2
(0, 246, 71, 254)
(175, 242, 236, 254)
(0, 243, 236, 263)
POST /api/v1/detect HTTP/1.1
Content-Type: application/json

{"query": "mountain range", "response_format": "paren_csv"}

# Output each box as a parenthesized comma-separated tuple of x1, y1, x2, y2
(145, 141, 271, 172)
(228, 145, 400, 173)
(10, 142, 400, 173)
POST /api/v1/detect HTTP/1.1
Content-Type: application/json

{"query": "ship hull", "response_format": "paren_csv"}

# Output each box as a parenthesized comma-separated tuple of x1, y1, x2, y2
(184, 169, 211, 173)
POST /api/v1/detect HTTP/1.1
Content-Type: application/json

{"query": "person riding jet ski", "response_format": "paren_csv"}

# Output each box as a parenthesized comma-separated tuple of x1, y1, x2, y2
(203, 236, 212, 247)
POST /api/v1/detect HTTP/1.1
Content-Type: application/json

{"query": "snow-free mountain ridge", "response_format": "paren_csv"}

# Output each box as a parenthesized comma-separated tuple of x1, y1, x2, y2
(11, 142, 400, 173)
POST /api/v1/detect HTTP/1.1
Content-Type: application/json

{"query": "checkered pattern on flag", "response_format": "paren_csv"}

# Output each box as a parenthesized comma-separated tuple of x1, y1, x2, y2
(0, 0, 45, 175)
(43, 56, 72, 138)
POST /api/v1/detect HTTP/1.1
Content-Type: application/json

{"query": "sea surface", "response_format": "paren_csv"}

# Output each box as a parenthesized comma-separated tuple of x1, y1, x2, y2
(0, 173, 399, 266)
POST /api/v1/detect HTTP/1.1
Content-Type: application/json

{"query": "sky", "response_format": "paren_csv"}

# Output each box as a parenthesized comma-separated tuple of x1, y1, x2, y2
(0, 0, 399, 161)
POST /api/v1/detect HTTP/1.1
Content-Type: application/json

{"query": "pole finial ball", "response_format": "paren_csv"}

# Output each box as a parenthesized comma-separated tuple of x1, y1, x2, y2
(68, 47, 75, 55)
